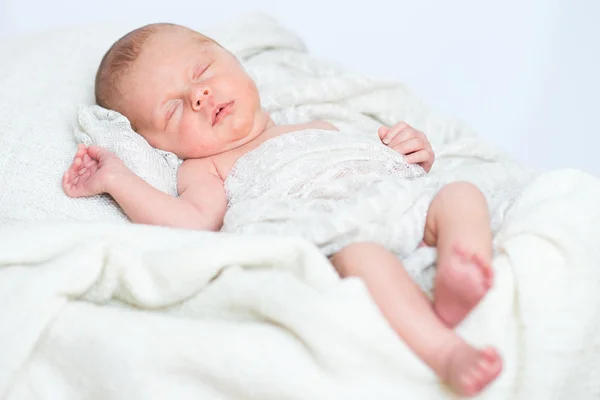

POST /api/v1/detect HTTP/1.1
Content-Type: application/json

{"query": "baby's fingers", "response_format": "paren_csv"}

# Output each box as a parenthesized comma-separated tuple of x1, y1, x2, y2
(381, 122, 409, 145)
(73, 143, 86, 161)
(86, 145, 108, 161)
(76, 143, 86, 154)
(73, 156, 83, 169)
(68, 144, 86, 171)
(391, 136, 423, 155)
(61, 170, 70, 190)
(404, 149, 431, 165)
(83, 153, 94, 167)
(378, 126, 390, 140)
(66, 157, 84, 180)
(62, 170, 79, 197)
(78, 167, 93, 182)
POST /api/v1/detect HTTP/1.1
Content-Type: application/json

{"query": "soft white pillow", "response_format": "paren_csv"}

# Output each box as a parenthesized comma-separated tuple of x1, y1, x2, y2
(74, 105, 181, 197)
(0, 22, 144, 224)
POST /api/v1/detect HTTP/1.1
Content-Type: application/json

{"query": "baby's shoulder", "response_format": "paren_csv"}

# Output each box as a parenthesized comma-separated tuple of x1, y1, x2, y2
(178, 158, 220, 183)
(298, 120, 339, 132)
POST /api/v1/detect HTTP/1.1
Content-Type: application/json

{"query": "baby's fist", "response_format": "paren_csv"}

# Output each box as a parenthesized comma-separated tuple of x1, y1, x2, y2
(378, 122, 435, 172)
(62, 144, 124, 198)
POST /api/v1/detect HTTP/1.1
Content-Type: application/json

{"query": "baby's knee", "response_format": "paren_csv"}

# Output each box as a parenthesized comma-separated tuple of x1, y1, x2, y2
(331, 241, 385, 263)
(433, 181, 485, 207)
(333, 241, 384, 260)
(330, 242, 393, 277)
(425, 182, 486, 241)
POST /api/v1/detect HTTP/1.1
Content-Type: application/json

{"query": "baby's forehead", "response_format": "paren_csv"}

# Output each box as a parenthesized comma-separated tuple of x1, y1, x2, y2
(149, 26, 214, 50)
(133, 29, 211, 70)
(123, 26, 218, 89)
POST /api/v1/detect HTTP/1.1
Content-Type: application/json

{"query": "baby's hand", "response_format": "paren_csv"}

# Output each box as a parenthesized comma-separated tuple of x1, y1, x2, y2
(62, 144, 125, 198)
(378, 122, 435, 173)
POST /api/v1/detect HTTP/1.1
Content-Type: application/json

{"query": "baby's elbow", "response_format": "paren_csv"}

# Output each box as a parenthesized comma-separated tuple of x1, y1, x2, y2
(202, 216, 224, 232)
(190, 209, 224, 232)
(180, 195, 226, 232)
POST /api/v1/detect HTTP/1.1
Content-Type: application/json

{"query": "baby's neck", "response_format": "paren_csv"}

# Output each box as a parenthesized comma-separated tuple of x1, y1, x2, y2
(263, 117, 276, 131)
(244, 115, 276, 145)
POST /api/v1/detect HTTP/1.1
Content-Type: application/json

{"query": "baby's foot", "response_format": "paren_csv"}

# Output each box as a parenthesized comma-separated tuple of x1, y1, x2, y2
(443, 344, 503, 397)
(433, 245, 493, 328)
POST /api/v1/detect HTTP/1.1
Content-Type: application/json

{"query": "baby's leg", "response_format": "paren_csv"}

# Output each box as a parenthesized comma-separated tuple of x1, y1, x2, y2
(331, 243, 501, 396)
(424, 182, 494, 328)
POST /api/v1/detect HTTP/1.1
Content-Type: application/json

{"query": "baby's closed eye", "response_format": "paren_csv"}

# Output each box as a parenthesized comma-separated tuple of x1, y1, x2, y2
(165, 100, 182, 128)
(193, 64, 210, 81)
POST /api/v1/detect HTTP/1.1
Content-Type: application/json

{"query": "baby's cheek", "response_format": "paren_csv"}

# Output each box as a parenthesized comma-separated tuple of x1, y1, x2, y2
(231, 108, 255, 138)
(177, 126, 204, 157)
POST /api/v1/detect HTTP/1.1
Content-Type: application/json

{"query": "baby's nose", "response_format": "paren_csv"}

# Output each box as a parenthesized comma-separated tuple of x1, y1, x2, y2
(191, 88, 210, 111)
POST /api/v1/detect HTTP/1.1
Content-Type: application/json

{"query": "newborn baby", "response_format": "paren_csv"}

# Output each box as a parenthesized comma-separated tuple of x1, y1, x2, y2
(63, 23, 501, 396)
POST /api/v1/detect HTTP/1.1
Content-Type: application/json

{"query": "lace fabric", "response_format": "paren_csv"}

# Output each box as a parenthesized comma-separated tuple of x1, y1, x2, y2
(221, 129, 443, 271)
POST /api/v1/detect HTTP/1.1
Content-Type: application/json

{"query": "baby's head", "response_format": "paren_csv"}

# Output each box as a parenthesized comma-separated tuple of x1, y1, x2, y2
(95, 23, 271, 159)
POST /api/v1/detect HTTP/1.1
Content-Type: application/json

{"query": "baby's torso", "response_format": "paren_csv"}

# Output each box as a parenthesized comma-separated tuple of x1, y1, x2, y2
(211, 121, 336, 180)
(221, 126, 426, 205)
(178, 122, 426, 205)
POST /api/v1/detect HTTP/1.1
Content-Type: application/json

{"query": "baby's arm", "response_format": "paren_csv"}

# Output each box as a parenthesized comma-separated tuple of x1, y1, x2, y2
(107, 160, 226, 230)
(63, 144, 226, 231)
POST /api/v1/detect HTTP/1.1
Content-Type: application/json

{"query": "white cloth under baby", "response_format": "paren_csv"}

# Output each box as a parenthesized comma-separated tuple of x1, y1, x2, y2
(221, 129, 443, 268)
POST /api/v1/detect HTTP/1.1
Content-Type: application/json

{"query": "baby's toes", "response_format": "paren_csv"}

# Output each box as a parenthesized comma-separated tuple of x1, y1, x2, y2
(469, 364, 485, 386)
(477, 358, 493, 377)
(478, 349, 502, 378)
(460, 374, 477, 395)
(481, 347, 500, 363)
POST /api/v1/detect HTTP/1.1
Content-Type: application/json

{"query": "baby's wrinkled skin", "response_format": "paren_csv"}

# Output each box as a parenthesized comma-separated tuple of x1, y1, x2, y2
(63, 24, 501, 397)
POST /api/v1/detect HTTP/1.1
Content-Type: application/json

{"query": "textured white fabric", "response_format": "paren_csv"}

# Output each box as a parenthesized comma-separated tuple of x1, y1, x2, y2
(1, 169, 600, 400)
(222, 128, 439, 285)
(75, 105, 181, 197)
(0, 21, 142, 223)
(1, 11, 600, 400)
(221, 127, 524, 292)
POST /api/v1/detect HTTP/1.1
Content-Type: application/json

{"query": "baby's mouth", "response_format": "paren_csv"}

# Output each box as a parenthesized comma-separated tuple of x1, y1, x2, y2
(212, 101, 234, 126)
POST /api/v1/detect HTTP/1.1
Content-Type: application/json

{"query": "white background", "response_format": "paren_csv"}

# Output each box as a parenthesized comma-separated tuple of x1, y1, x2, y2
(2, 0, 599, 176)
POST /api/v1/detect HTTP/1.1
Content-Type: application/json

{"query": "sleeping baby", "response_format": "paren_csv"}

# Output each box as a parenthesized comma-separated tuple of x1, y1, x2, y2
(63, 23, 502, 397)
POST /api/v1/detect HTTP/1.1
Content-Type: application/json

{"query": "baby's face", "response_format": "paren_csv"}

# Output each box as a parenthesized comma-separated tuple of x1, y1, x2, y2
(120, 28, 268, 159)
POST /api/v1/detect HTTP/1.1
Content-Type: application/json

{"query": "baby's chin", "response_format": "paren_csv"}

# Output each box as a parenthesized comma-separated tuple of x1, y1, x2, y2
(177, 142, 235, 159)
(177, 125, 260, 159)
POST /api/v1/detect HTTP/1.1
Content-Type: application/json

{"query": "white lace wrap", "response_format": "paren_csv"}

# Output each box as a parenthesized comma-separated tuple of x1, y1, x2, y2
(221, 129, 443, 272)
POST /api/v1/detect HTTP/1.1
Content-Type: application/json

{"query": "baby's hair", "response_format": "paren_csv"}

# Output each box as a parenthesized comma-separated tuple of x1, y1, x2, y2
(94, 23, 217, 118)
